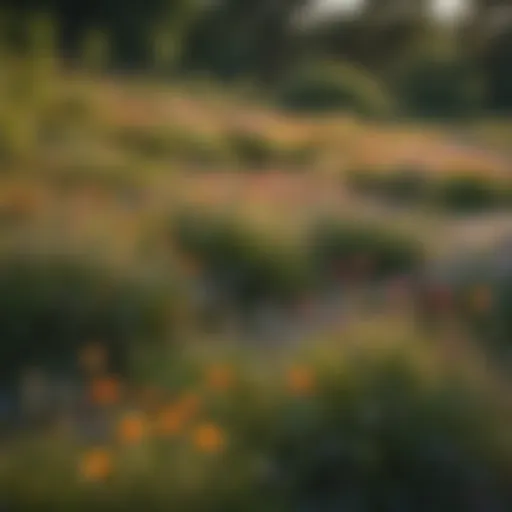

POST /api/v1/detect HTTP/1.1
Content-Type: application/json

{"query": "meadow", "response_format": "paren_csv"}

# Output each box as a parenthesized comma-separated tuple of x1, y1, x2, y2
(0, 52, 511, 511)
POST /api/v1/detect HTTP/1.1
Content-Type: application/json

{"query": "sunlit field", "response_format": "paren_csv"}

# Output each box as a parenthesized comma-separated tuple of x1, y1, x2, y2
(0, 33, 511, 511)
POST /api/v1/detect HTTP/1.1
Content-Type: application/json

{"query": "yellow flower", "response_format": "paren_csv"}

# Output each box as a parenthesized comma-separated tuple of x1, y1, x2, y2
(117, 412, 146, 445)
(89, 376, 121, 406)
(287, 366, 315, 396)
(79, 448, 113, 482)
(193, 423, 225, 454)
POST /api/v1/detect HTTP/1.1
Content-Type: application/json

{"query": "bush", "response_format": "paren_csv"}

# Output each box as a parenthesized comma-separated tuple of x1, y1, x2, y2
(226, 130, 321, 169)
(0, 253, 176, 385)
(113, 125, 232, 165)
(276, 61, 393, 117)
(308, 218, 424, 284)
(430, 174, 501, 212)
(345, 167, 428, 204)
(226, 130, 281, 168)
(171, 211, 311, 306)
(397, 53, 484, 119)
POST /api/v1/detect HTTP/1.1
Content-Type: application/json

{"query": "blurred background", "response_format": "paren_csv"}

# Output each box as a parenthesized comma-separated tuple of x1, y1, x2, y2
(0, 0, 510, 510)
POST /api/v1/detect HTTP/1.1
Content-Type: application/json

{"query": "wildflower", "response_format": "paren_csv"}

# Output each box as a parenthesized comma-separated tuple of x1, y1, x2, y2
(78, 342, 108, 374)
(117, 412, 146, 445)
(89, 376, 121, 406)
(206, 365, 234, 391)
(193, 423, 225, 454)
(79, 448, 113, 482)
(287, 366, 315, 396)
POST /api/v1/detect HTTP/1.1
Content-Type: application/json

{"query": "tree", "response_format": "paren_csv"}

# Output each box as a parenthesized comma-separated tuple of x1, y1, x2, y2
(183, 0, 311, 83)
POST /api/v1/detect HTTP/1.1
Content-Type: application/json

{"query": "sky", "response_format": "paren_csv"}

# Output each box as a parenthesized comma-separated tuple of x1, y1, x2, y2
(318, 0, 470, 20)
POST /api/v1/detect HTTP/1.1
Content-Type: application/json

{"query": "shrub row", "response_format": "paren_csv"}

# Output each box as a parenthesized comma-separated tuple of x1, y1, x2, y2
(345, 167, 511, 212)
(171, 210, 424, 308)
(113, 125, 320, 169)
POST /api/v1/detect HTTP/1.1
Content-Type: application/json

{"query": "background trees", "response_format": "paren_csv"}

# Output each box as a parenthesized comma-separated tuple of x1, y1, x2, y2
(0, 0, 511, 115)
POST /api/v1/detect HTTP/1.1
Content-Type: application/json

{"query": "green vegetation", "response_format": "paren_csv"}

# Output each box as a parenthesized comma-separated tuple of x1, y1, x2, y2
(277, 61, 393, 117)
(2, 335, 512, 511)
(345, 168, 511, 213)
(0, 252, 177, 385)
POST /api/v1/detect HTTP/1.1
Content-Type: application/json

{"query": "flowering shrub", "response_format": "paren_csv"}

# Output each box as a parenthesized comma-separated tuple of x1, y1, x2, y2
(1, 336, 512, 511)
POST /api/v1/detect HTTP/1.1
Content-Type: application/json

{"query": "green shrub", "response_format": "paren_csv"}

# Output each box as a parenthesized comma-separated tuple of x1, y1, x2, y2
(345, 167, 428, 204)
(430, 174, 500, 212)
(227, 130, 282, 168)
(172, 211, 311, 306)
(113, 125, 231, 165)
(378, 167, 429, 203)
(276, 61, 393, 117)
(397, 53, 484, 119)
(308, 218, 424, 283)
(0, 253, 176, 384)
(226, 130, 321, 169)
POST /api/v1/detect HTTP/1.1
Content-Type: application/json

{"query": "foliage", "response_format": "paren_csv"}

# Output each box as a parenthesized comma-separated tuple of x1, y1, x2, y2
(171, 210, 312, 307)
(0, 252, 177, 384)
(113, 125, 232, 165)
(308, 218, 424, 284)
(345, 167, 509, 212)
(276, 61, 393, 117)
(430, 173, 504, 213)
(2, 337, 512, 511)
(345, 166, 429, 205)
(396, 51, 484, 119)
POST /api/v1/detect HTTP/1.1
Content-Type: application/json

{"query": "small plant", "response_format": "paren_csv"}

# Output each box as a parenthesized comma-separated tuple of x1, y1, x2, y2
(430, 173, 500, 212)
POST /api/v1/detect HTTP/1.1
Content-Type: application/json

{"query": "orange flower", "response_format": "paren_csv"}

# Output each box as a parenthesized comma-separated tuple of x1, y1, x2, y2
(79, 448, 113, 482)
(470, 285, 493, 313)
(156, 405, 184, 436)
(89, 376, 121, 406)
(117, 412, 146, 445)
(193, 423, 225, 454)
(287, 366, 315, 396)
(206, 365, 234, 391)
(78, 342, 108, 374)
